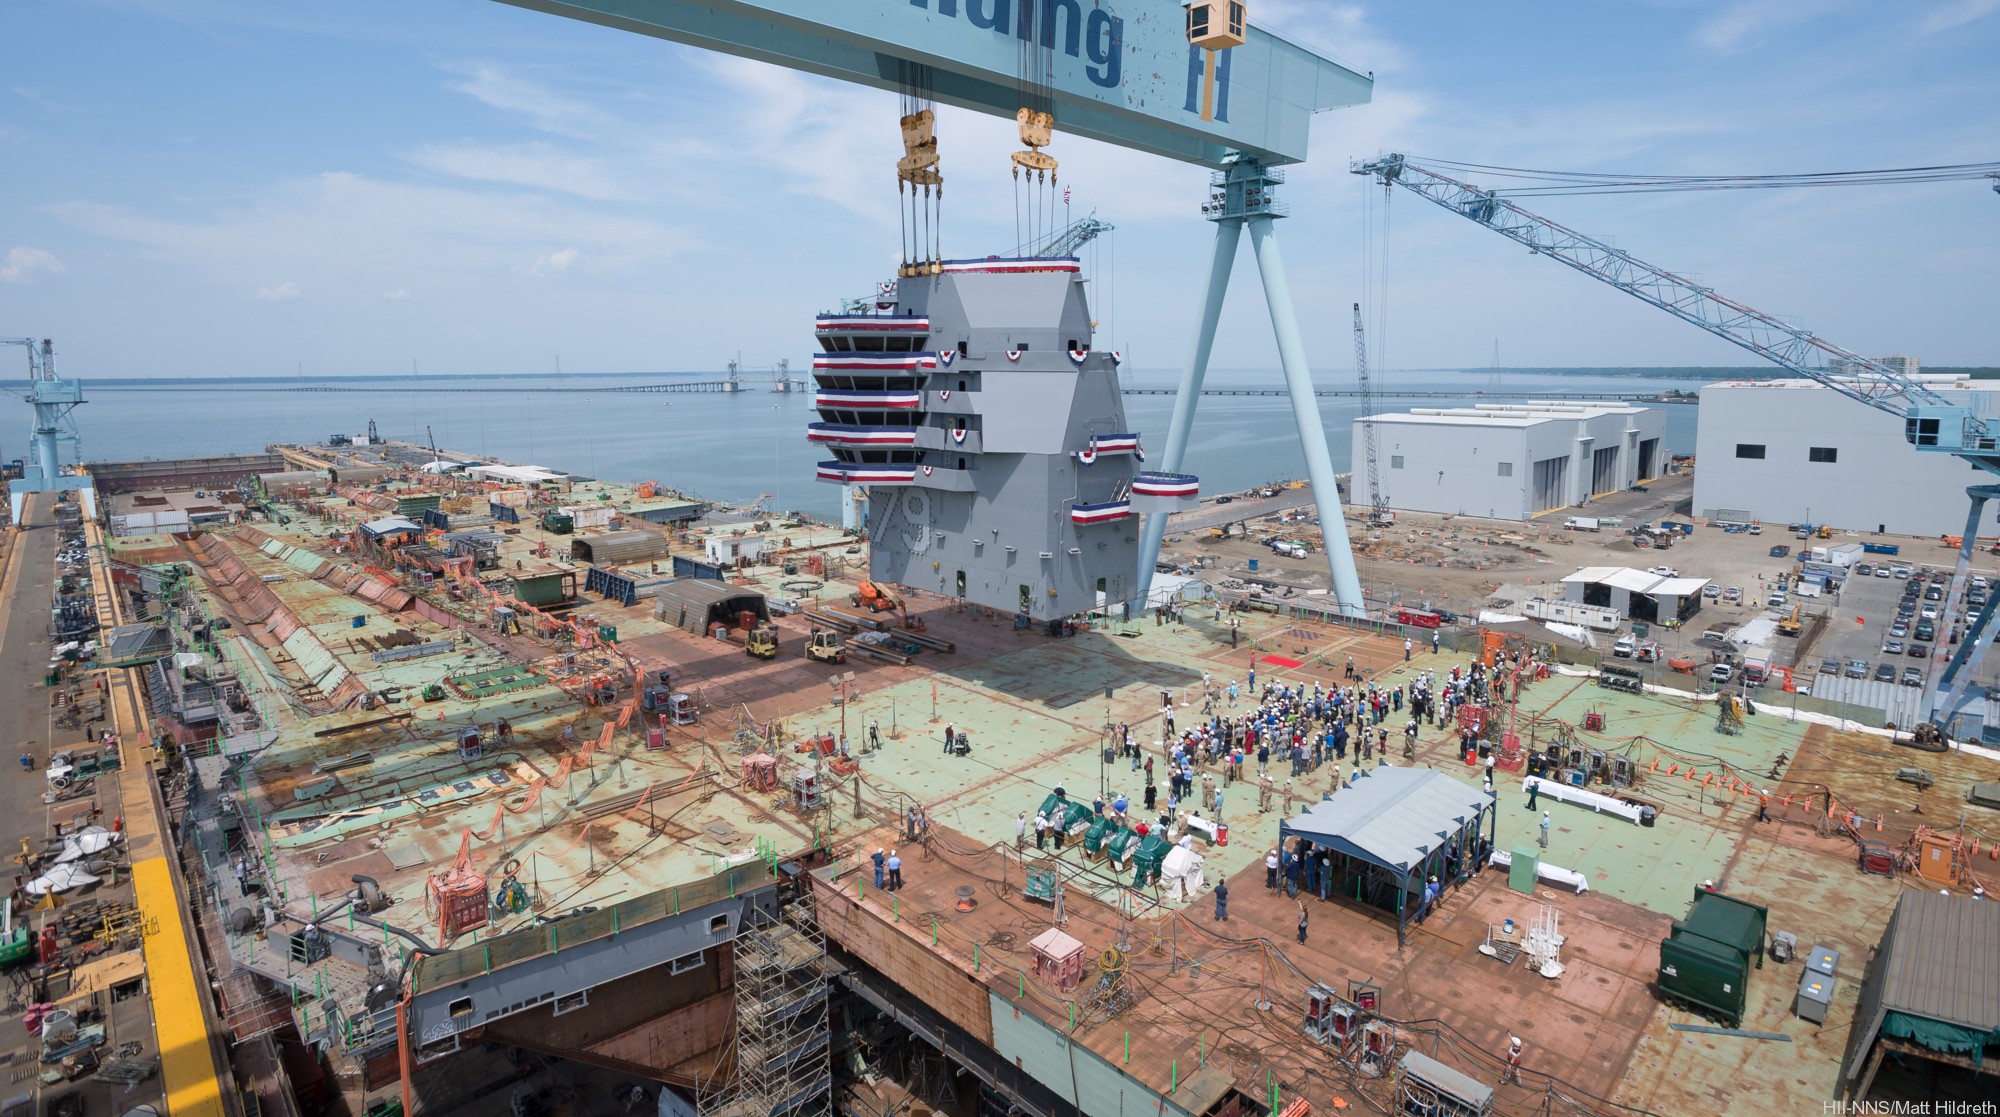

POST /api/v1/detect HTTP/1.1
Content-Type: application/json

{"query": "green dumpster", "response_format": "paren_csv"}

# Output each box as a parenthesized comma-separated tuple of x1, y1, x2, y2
(1657, 889, 1768, 1028)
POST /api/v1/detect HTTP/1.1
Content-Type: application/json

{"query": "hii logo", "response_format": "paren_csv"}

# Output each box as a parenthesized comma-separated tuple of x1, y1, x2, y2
(908, 0, 1125, 90)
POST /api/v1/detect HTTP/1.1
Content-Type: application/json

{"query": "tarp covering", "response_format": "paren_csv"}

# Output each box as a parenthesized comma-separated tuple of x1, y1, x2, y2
(1280, 767, 1489, 874)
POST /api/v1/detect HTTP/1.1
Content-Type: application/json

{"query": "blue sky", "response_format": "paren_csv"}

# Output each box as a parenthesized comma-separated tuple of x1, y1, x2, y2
(4, 0, 1996, 378)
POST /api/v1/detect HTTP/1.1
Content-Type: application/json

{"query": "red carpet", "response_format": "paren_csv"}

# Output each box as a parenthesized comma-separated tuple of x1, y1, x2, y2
(1259, 654, 1305, 669)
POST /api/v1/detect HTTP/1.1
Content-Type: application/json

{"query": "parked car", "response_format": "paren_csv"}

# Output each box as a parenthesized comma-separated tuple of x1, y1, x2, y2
(1709, 664, 1734, 684)
(1873, 662, 1897, 682)
(1647, 565, 1679, 578)
(1613, 636, 1637, 657)
(1703, 584, 1723, 599)
(1876, 566, 1893, 578)
(1910, 642, 1932, 658)
(1845, 659, 1870, 679)
(1769, 545, 1791, 558)
(1915, 621, 1936, 642)
(1819, 657, 1840, 675)
(1924, 585, 1944, 602)
(1768, 591, 1789, 608)
(1855, 563, 1873, 576)
(1922, 605, 1941, 621)
(1213, 495, 1234, 504)
(1902, 667, 1925, 687)
(1893, 566, 1913, 579)
(1883, 640, 1906, 656)
(1722, 586, 1744, 604)
(1749, 524, 1763, 535)
(1891, 621, 1910, 638)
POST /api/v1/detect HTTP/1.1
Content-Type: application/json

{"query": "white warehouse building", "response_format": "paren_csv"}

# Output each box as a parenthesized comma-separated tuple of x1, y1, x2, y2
(1693, 377, 1996, 537)
(1352, 402, 1668, 521)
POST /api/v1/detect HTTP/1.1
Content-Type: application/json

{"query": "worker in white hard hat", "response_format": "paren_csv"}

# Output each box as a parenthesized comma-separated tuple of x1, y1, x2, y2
(1702, 879, 1714, 891)
(1505, 1036, 1524, 1084)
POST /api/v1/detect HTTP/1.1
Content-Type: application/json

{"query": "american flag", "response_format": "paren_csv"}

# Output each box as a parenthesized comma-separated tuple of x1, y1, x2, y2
(1063, 185, 1072, 204)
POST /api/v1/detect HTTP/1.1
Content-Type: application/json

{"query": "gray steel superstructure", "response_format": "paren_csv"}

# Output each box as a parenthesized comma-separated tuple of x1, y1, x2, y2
(811, 258, 1193, 620)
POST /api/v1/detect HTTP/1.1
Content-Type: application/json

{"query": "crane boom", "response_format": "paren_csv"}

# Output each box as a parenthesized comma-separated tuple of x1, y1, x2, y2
(1038, 215, 1115, 259)
(1352, 303, 1390, 526)
(1350, 155, 1991, 450)
(1352, 152, 2000, 738)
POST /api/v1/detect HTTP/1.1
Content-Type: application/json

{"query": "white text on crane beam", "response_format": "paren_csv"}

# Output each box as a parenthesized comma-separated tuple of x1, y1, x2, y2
(910, 0, 1124, 89)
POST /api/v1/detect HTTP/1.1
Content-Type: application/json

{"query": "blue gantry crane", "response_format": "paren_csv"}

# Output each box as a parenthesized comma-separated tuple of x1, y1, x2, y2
(1352, 153, 1998, 737)
(3, 338, 95, 527)
(494, 0, 1378, 617)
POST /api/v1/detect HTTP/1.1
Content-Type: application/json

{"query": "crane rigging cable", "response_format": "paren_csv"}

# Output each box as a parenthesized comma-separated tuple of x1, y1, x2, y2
(1396, 156, 2000, 197)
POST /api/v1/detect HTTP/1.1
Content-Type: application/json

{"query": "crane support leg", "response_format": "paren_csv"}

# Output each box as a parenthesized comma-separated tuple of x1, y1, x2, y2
(1928, 484, 2000, 734)
(1135, 218, 1241, 601)
(1246, 216, 1366, 618)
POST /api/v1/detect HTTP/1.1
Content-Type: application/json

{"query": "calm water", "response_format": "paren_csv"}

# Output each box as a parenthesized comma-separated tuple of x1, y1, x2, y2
(68, 369, 1699, 521)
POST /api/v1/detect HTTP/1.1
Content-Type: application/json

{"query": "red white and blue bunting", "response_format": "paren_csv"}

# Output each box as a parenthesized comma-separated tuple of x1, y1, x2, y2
(814, 314, 929, 333)
(949, 427, 968, 445)
(1070, 500, 1132, 526)
(1129, 471, 1200, 514)
(921, 464, 935, 476)
(1111, 351, 1122, 366)
(936, 389, 952, 402)
(1067, 348, 1090, 367)
(816, 461, 917, 485)
(815, 390, 923, 409)
(1073, 433, 1140, 465)
(811, 353, 938, 372)
(806, 424, 917, 446)
(936, 349, 956, 367)
(938, 257, 1079, 275)
(1005, 349, 1022, 363)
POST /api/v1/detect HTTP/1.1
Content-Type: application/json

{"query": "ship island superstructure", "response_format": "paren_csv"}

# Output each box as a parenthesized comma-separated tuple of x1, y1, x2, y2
(811, 257, 1196, 622)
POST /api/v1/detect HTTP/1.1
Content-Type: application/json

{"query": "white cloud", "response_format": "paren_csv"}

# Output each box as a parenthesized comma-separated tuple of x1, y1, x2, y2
(1693, 0, 1849, 55)
(404, 141, 642, 201)
(256, 281, 301, 301)
(443, 61, 609, 140)
(383, 288, 412, 300)
(517, 246, 579, 278)
(1915, 0, 2000, 33)
(0, 246, 64, 283)
(51, 171, 690, 295)
(9, 86, 79, 113)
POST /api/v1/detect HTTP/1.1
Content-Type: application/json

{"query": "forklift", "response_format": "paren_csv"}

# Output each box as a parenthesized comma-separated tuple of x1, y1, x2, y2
(742, 624, 779, 660)
(805, 629, 846, 664)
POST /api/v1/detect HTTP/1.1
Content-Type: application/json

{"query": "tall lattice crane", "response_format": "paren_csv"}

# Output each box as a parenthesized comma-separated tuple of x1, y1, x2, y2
(1352, 303, 1392, 527)
(1352, 153, 1998, 737)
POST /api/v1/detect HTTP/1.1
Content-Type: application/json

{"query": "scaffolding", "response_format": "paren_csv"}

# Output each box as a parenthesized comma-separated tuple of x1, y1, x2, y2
(701, 901, 832, 1117)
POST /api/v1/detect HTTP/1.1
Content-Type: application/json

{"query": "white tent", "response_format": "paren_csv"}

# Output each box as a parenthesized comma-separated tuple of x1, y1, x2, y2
(1160, 844, 1206, 902)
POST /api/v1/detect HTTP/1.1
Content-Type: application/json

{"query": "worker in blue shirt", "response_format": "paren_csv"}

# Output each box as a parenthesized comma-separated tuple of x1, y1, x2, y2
(870, 848, 886, 889)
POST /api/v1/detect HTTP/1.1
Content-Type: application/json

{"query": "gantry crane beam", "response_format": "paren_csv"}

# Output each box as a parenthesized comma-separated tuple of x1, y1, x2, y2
(492, 0, 1371, 169)
(1353, 152, 2000, 736)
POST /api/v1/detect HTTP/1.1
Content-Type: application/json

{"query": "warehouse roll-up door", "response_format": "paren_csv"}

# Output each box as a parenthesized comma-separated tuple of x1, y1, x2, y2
(1637, 438, 1659, 480)
(1532, 457, 1569, 513)
(1591, 446, 1621, 496)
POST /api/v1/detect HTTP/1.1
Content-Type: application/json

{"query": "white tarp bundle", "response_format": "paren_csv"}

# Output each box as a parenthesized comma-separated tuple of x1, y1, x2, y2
(1160, 844, 1206, 902)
